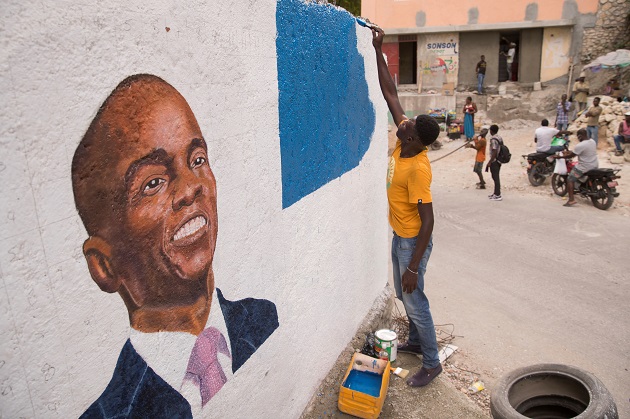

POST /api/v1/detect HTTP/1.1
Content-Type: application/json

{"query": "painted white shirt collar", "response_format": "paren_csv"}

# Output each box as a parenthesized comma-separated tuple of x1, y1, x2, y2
(129, 288, 233, 414)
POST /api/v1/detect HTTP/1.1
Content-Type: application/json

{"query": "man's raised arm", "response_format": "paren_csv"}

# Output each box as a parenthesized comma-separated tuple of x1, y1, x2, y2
(371, 27, 405, 126)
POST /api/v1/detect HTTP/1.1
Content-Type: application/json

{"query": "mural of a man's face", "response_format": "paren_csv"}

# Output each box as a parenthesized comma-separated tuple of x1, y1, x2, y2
(74, 77, 218, 324)
(114, 89, 217, 293)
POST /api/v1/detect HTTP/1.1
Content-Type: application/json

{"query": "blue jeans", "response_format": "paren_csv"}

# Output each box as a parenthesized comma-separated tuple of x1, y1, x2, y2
(477, 73, 484, 94)
(392, 233, 439, 369)
(614, 135, 629, 151)
(587, 126, 599, 144)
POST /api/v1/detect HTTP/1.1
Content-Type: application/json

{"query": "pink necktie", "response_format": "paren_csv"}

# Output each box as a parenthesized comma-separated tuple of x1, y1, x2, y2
(183, 327, 231, 406)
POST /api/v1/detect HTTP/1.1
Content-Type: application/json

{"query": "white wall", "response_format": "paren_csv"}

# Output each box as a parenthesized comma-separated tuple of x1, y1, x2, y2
(0, 0, 388, 417)
(541, 27, 572, 82)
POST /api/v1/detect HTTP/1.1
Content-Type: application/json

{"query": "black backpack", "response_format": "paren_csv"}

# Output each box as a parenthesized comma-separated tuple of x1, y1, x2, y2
(495, 136, 511, 164)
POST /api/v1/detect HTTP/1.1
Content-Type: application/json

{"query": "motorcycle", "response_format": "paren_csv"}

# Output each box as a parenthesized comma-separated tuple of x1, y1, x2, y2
(523, 136, 569, 186)
(551, 159, 621, 210)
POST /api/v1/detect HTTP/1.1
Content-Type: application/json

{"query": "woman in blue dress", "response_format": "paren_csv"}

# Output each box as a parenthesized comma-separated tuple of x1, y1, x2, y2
(463, 96, 477, 141)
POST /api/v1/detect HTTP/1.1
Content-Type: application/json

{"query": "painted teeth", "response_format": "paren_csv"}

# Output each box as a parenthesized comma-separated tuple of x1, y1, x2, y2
(173, 216, 207, 241)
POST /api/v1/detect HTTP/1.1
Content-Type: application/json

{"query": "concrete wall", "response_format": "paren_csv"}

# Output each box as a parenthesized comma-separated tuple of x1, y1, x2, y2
(418, 33, 460, 90)
(541, 27, 574, 82)
(398, 94, 458, 117)
(459, 31, 501, 88)
(362, 0, 597, 71)
(0, 1, 388, 417)
(362, 0, 598, 28)
(520, 28, 544, 83)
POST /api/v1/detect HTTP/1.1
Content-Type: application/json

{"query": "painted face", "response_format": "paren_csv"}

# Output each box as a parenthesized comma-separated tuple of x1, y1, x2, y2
(104, 89, 218, 309)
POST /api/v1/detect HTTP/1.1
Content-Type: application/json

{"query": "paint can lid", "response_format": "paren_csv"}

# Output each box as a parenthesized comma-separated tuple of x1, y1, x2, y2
(375, 329, 397, 341)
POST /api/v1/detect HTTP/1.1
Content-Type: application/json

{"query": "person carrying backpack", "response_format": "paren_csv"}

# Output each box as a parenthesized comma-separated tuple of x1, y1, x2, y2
(485, 124, 507, 201)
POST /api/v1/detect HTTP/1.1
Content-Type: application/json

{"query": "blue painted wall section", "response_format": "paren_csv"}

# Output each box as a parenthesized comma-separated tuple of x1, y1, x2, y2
(276, 0, 376, 209)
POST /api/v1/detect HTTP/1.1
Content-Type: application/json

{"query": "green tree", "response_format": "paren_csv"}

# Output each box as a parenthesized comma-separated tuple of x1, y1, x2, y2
(331, 0, 361, 16)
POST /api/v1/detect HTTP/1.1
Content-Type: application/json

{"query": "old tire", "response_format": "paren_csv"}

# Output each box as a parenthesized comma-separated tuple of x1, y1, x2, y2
(490, 363, 618, 419)
(551, 174, 568, 197)
(528, 162, 546, 186)
(590, 179, 614, 210)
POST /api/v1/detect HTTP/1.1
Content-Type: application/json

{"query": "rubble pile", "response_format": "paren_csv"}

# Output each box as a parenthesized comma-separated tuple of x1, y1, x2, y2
(569, 96, 630, 148)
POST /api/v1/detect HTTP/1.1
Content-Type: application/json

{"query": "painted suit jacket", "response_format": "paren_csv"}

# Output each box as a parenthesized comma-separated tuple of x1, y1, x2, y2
(81, 289, 279, 418)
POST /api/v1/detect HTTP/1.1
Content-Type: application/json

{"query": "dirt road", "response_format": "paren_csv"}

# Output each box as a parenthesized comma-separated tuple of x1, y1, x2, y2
(427, 124, 630, 418)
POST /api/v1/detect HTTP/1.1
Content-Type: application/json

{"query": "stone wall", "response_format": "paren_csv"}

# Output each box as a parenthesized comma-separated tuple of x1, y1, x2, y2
(581, 0, 630, 62)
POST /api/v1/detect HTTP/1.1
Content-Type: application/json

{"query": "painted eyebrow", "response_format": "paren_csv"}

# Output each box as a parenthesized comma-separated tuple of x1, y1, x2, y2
(187, 137, 208, 162)
(124, 148, 171, 189)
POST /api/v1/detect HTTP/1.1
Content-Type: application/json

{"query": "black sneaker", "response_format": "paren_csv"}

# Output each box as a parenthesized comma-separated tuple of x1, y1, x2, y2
(407, 364, 443, 387)
(397, 341, 423, 355)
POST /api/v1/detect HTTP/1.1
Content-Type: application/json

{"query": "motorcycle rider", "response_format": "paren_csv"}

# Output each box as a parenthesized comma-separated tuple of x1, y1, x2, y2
(553, 128, 598, 207)
(534, 119, 571, 154)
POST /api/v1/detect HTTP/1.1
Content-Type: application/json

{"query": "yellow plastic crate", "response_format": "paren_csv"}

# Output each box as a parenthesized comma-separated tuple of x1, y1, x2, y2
(338, 353, 391, 419)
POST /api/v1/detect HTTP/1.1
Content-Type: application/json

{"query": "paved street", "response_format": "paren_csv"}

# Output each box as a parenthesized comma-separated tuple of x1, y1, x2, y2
(428, 187, 630, 417)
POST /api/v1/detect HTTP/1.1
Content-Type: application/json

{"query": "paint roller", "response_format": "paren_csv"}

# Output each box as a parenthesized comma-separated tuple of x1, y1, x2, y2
(355, 17, 379, 30)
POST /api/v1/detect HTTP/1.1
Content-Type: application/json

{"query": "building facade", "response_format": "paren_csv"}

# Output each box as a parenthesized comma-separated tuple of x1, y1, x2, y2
(362, 0, 609, 91)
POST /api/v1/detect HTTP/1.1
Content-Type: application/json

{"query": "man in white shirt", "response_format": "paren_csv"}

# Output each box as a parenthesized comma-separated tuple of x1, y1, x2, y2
(553, 128, 599, 207)
(72, 74, 279, 418)
(534, 119, 571, 153)
(506, 42, 516, 81)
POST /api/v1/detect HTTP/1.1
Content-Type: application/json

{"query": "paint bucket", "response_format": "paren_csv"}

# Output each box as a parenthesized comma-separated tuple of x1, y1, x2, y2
(374, 329, 397, 362)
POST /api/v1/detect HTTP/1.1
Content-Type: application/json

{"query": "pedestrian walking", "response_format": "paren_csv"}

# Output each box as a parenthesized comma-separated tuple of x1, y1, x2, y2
(501, 42, 516, 81)
(465, 127, 488, 189)
(555, 94, 571, 131)
(584, 97, 602, 144)
(463, 96, 477, 141)
(475, 55, 486, 94)
(486, 125, 504, 201)
(614, 112, 630, 156)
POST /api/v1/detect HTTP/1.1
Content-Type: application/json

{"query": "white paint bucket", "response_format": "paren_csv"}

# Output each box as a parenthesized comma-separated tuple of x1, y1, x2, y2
(374, 329, 397, 362)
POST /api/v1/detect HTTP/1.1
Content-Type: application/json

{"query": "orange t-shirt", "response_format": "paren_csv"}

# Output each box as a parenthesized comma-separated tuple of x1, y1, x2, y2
(474, 136, 487, 163)
(386, 139, 433, 238)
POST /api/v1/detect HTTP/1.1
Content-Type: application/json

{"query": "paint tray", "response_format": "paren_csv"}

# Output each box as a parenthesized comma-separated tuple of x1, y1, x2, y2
(338, 353, 391, 419)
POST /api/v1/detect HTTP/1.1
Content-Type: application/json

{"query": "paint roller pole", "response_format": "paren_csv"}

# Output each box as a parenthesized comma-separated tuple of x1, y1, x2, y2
(429, 140, 471, 164)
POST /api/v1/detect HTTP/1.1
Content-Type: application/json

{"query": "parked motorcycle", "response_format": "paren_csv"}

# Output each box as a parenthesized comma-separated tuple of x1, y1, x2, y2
(551, 159, 621, 210)
(523, 137, 569, 186)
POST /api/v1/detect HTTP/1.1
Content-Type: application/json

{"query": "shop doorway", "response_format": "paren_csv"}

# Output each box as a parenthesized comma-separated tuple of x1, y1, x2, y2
(398, 35, 417, 84)
(499, 32, 520, 82)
